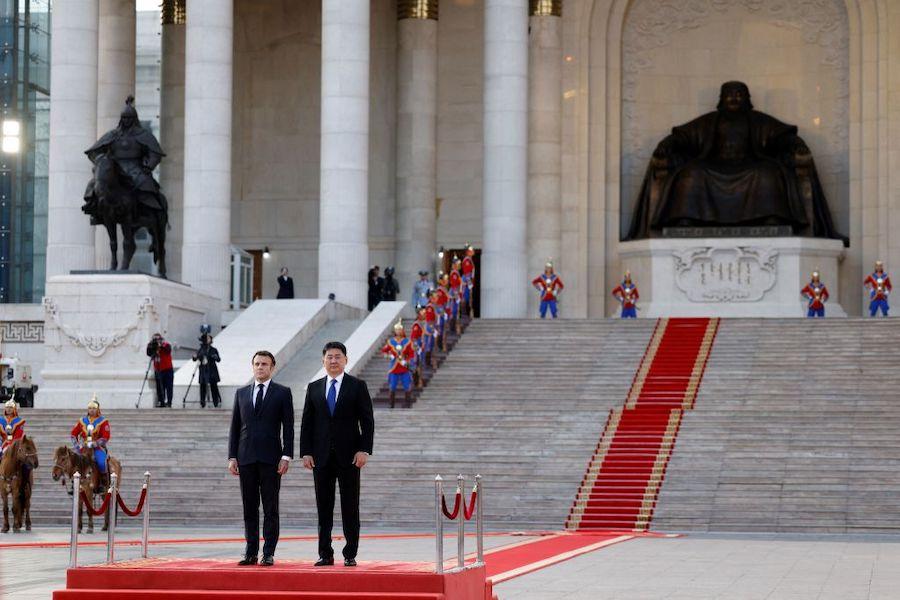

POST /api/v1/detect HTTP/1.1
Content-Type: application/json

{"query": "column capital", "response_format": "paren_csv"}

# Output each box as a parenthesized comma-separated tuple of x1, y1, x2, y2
(529, 0, 561, 17)
(398, 0, 438, 20)
(162, 0, 186, 25)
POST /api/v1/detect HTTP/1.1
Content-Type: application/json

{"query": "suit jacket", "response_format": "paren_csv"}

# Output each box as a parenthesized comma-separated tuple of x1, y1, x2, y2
(276, 276, 295, 299)
(299, 373, 374, 468)
(228, 381, 295, 466)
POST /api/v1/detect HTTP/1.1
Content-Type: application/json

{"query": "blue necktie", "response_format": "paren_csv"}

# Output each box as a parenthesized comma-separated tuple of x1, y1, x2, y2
(327, 379, 337, 416)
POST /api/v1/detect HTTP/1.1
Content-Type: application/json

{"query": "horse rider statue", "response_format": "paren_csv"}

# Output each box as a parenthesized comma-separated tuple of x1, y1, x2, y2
(82, 95, 169, 275)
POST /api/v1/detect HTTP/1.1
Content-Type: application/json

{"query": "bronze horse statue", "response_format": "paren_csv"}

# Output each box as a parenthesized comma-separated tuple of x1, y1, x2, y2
(51, 445, 122, 534)
(91, 152, 168, 277)
(1, 436, 38, 533)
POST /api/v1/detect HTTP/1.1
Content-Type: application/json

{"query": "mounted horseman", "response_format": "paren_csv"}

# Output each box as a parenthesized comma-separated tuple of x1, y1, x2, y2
(82, 95, 169, 276)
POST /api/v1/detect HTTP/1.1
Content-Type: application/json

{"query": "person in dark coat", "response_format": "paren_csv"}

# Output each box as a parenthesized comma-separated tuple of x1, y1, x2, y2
(367, 266, 383, 311)
(276, 267, 295, 299)
(382, 267, 399, 302)
(193, 333, 222, 408)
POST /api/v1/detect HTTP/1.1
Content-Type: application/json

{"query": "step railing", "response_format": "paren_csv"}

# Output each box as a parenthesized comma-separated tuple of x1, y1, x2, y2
(434, 474, 483, 574)
(69, 471, 152, 568)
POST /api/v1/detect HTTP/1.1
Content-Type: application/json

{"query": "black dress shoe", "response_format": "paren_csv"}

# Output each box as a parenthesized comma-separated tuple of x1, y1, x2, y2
(260, 555, 274, 566)
(238, 555, 258, 566)
(344, 558, 357, 567)
(314, 557, 335, 567)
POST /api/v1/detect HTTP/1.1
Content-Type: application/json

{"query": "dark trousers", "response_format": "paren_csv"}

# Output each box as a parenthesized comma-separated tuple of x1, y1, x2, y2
(238, 462, 281, 557)
(199, 382, 221, 407)
(155, 369, 174, 407)
(313, 450, 361, 560)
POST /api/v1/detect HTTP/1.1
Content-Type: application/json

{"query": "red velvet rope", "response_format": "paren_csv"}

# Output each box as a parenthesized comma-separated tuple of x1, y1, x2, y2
(116, 486, 148, 517)
(464, 489, 478, 521)
(441, 489, 462, 520)
(79, 489, 112, 517)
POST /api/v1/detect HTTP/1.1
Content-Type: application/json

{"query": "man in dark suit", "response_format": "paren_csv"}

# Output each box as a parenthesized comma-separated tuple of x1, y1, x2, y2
(228, 350, 294, 566)
(276, 267, 295, 299)
(299, 341, 374, 567)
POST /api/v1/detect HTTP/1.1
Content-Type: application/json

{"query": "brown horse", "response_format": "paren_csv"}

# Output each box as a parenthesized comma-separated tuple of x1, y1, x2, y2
(51, 445, 122, 534)
(1, 436, 39, 533)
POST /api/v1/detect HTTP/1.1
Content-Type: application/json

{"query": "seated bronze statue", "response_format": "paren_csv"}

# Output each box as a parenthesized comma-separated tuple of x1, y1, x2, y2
(626, 81, 845, 244)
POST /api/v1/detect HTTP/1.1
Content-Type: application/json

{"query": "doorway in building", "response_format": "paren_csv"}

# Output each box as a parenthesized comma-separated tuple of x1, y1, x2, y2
(442, 247, 480, 318)
(246, 249, 264, 301)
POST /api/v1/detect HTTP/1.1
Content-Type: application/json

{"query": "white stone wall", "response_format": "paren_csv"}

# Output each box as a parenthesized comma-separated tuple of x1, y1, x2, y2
(230, 0, 396, 301)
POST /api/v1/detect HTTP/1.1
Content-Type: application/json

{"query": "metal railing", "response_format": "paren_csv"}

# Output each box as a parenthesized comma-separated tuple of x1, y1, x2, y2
(69, 471, 152, 568)
(434, 473, 483, 574)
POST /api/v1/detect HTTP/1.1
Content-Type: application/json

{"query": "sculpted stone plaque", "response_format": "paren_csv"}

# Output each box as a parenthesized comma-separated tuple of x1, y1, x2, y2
(673, 246, 778, 303)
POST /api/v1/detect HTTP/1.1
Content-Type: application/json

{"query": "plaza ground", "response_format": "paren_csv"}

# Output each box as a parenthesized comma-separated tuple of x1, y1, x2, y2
(5, 527, 900, 599)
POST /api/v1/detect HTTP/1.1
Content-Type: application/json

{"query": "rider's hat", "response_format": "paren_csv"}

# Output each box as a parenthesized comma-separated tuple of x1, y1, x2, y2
(87, 393, 101, 413)
(3, 399, 18, 415)
(120, 95, 138, 121)
(393, 319, 405, 333)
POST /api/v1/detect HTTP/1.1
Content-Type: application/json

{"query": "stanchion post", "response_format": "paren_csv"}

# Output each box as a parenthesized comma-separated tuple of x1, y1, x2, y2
(475, 474, 483, 564)
(141, 471, 151, 558)
(69, 472, 81, 568)
(456, 474, 465, 569)
(106, 473, 118, 564)
(434, 475, 444, 574)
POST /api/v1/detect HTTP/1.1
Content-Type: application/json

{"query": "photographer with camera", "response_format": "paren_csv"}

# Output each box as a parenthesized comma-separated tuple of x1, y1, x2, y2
(147, 332, 174, 408)
(193, 326, 222, 408)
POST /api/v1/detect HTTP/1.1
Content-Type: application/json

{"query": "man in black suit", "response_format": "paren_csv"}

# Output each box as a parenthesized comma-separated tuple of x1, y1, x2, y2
(276, 267, 295, 299)
(228, 350, 294, 566)
(299, 341, 374, 567)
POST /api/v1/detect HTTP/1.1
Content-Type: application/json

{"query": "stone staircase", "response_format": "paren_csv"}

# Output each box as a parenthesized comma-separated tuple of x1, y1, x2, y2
(652, 317, 900, 533)
(20, 319, 654, 531)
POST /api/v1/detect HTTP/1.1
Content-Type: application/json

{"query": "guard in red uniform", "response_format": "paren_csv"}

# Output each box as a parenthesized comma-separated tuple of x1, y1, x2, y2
(461, 245, 476, 318)
(435, 275, 452, 351)
(71, 396, 111, 473)
(864, 260, 892, 317)
(0, 399, 25, 460)
(410, 309, 428, 389)
(380, 321, 416, 408)
(532, 261, 565, 319)
(448, 257, 463, 334)
(801, 271, 829, 318)
(611, 272, 639, 318)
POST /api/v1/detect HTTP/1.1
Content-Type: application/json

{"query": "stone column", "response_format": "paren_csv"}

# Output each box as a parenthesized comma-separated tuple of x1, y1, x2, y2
(46, 0, 99, 278)
(181, 0, 233, 303)
(527, 1, 561, 316)
(481, 0, 529, 317)
(395, 1, 438, 306)
(318, 0, 370, 309)
(94, 0, 136, 269)
(160, 0, 186, 281)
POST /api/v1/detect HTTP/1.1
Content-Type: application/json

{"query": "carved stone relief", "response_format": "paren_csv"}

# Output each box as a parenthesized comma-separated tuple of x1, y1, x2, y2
(673, 246, 779, 302)
(43, 296, 158, 357)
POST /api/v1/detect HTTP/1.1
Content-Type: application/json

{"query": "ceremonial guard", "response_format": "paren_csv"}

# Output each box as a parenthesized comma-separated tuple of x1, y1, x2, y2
(71, 396, 111, 474)
(801, 271, 829, 318)
(864, 260, 892, 317)
(409, 311, 426, 389)
(461, 245, 476, 318)
(532, 261, 565, 319)
(380, 320, 416, 408)
(448, 257, 463, 334)
(0, 399, 24, 460)
(423, 296, 439, 368)
(611, 272, 640, 318)
(433, 276, 451, 351)
(411, 270, 433, 311)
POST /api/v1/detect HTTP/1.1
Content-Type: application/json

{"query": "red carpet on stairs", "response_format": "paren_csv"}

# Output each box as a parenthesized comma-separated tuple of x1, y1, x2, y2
(567, 318, 719, 531)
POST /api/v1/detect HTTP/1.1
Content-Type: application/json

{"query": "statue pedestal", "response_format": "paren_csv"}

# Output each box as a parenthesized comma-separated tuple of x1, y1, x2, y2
(38, 274, 220, 408)
(618, 237, 847, 318)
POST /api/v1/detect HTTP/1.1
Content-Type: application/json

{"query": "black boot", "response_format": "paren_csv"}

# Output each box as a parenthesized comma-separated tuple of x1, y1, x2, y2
(389, 392, 396, 409)
(404, 392, 412, 409)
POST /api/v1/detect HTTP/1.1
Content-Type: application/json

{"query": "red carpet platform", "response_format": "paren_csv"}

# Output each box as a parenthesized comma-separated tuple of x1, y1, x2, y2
(568, 318, 719, 531)
(51, 532, 639, 598)
(52, 558, 494, 599)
